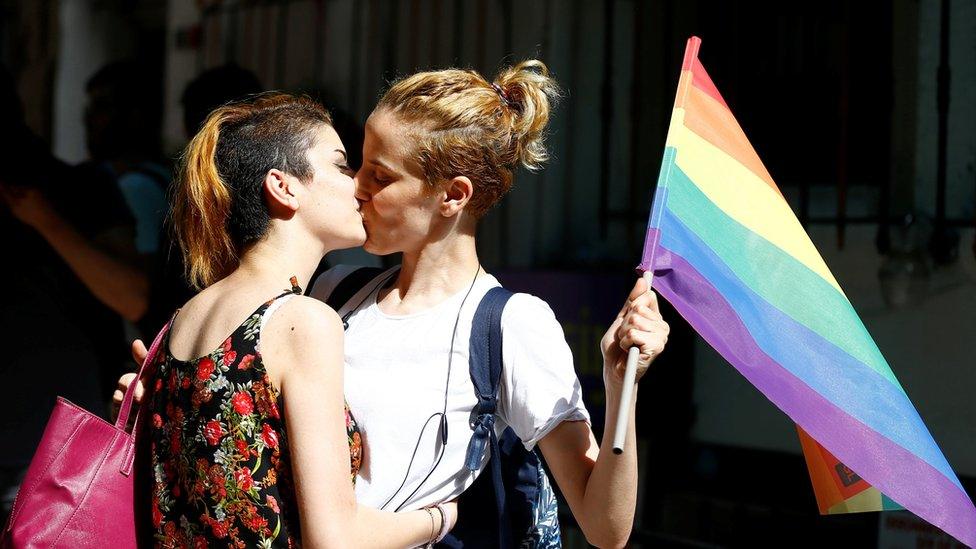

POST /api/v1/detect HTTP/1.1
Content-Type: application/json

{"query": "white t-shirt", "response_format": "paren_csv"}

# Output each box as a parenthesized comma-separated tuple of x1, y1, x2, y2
(309, 265, 590, 512)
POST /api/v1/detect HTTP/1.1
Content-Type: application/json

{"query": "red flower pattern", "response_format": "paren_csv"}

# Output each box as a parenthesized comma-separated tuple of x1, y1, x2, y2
(203, 420, 223, 446)
(149, 301, 361, 548)
(234, 467, 254, 492)
(238, 354, 256, 370)
(196, 357, 215, 380)
(261, 424, 279, 449)
(231, 391, 253, 416)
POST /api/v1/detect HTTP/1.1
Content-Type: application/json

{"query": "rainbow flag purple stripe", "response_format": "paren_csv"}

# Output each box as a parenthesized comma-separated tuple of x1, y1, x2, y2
(640, 36, 975, 546)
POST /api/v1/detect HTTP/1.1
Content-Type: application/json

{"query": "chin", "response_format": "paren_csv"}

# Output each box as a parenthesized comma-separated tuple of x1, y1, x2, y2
(362, 238, 392, 256)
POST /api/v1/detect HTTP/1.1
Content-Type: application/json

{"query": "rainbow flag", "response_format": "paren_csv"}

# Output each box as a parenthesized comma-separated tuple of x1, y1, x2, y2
(640, 36, 976, 546)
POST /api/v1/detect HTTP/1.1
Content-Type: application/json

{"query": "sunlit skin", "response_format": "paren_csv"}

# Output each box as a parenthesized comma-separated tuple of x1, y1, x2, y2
(296, 125, 366, 253)
(355, 108, 482, 314)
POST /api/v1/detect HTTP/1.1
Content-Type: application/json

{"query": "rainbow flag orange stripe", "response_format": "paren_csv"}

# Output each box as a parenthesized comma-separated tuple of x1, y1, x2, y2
(640, 36, 975, 546)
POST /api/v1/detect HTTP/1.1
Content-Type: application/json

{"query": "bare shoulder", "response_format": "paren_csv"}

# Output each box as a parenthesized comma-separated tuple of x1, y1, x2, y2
(271, 295, 343, 334)
(264, 296, 343, 343)
(260, 296, 344, 374)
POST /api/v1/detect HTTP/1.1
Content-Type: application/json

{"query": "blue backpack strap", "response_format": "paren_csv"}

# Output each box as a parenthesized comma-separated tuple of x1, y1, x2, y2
(464, 286, 515, 549)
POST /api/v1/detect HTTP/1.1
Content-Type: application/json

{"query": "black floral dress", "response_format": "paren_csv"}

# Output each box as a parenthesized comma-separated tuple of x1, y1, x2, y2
(147, 285, 363, 548)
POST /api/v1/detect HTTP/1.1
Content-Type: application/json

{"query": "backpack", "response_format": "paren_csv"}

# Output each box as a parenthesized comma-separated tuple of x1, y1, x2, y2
(319, 267, 561, 548)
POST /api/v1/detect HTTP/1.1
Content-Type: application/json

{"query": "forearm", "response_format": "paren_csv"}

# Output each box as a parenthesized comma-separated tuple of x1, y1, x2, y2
(304, 505, 438, 548)
(36, 216, 149, 321)
(351, 505, 439, 548)
(579, 382, 639, 548)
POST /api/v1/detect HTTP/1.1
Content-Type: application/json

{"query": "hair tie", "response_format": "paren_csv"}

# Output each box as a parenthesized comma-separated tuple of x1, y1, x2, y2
(491, 83, 513, 108)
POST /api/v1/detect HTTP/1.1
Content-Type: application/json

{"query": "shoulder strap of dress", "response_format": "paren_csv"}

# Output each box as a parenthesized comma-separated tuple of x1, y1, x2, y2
(262, 276, 304, 326)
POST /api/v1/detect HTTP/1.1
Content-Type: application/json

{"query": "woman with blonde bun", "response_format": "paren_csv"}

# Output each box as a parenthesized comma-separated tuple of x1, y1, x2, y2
(310, 60, 668, 548)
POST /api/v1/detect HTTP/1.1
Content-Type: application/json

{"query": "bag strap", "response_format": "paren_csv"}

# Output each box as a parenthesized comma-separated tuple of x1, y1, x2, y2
(317, 266, 392, 329)
(114, 315, 175, 433)
(463, 286, 514, 549)
(323, 266, 385, 310)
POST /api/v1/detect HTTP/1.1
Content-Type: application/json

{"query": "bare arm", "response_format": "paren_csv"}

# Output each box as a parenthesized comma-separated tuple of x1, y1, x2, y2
(242, 297, 454, 548)
(538, 278, 667, 548)
(1, 186, 150, 321)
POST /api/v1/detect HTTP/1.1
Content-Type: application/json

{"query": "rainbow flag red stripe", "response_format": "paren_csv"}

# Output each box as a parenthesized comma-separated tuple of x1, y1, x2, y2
(641, 36, 975, 546)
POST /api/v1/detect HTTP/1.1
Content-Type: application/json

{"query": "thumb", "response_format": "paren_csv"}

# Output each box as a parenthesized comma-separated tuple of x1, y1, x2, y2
(629, 275, 649, 301)
(131, 339, 148, 367)
(615, 274, 651, 320)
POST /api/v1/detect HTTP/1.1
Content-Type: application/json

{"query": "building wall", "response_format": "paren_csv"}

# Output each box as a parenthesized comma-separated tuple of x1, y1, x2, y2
(160, 0, 976, 477)
(52, 0, 139, 163)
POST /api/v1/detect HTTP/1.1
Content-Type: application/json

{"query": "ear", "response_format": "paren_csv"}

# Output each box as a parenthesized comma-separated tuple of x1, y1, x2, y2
(263, 169, 300, 215)
(440, 176, 473, 218)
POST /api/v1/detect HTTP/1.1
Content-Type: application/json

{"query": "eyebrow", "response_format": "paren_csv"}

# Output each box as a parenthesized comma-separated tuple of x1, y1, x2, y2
(368, 158, 396, 172)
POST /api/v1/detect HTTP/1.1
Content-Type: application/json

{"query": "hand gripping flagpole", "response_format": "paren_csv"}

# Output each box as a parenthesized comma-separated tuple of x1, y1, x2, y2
(611, 40, 694, 454)
(612, 270, 655, 454)
(610, 129, 678, 454)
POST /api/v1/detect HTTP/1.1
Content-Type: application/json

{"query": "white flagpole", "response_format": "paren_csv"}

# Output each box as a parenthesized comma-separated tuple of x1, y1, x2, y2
(612, 269, 654, 454)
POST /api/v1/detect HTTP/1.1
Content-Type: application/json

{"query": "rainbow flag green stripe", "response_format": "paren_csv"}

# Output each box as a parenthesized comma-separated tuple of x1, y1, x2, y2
(664, 160, 900, 391)
(639, 36, 976, 546)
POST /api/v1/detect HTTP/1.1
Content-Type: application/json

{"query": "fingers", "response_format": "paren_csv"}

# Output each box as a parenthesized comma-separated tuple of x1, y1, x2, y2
(131, 339, 148, 366)
(616, 303, 670, 367)
(114, 372, 143, 403)
(117, 372, 138, 391)
(617, 325, 668, 367)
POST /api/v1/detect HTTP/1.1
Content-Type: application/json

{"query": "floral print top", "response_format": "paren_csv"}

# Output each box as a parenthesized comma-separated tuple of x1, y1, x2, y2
(147, 287, 363, 548)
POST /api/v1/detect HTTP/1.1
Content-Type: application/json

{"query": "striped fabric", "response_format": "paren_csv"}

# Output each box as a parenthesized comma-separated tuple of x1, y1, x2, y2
(640, 36, 975, 546)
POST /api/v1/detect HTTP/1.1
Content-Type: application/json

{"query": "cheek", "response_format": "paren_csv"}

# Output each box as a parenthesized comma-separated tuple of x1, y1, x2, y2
(368, 187, 410, 225)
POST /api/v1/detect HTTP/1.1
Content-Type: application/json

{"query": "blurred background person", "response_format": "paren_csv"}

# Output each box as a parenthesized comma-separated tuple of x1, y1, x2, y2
(0, 65, 135, 526)
(139, 63, 265, 333)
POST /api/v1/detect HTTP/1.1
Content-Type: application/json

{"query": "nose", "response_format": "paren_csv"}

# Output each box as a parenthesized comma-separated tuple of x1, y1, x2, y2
(353, 169, 370, 202)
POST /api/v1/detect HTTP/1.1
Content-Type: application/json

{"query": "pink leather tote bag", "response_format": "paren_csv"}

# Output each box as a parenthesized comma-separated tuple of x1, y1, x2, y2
(1, 321, 171, 548)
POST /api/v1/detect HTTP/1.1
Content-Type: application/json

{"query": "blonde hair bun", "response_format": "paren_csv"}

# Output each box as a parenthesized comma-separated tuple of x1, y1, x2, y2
(492, 60, 561, 171)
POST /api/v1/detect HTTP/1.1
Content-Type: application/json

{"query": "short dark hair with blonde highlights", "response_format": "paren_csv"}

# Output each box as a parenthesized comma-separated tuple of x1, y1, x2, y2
(172, 92, 332, 289)
(376, 60, 560, 217)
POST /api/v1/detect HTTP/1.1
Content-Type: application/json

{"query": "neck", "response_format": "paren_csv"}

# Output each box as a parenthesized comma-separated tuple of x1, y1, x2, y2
(383, 228, 481, 313)
(232, 230, 326, 294)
